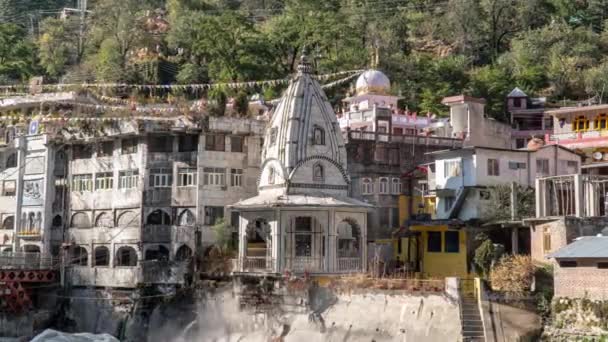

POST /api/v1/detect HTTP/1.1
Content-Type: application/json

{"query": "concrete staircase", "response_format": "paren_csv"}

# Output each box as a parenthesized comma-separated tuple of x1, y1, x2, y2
(461, 295, 485, 341)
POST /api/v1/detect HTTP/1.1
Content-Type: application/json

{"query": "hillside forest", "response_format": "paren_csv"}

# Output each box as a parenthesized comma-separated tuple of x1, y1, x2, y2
(2, 0, 608, 120)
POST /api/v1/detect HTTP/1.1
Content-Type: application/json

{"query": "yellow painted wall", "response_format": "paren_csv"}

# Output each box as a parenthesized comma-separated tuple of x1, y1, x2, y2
(411, 225, 469, 279)
(398, 195, 436, 224)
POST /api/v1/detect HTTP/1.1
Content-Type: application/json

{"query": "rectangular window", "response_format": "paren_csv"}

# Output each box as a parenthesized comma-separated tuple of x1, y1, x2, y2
(597, 262, 608, 269)
(375, 147, 387, 162)
(444, 231, 460, 253)
(231, 136, 244, 153)
(444, 160, 461, 177)
(205, 134, 225, 151)
(178, 135, 199, 152)
(536, 158, 549, 176)
(72, 144, 92, 160)
(559, 261, 577, 268)
(149, 136, 173, 153)
(149, 168, 172, 188)
(203, 167, 226, 186)
(177, 168, 197, 187)
(295, 234, 312, 257)
(230, 169, 243, 187)
(444, 196, 455, 212)
(508, 161, 526, 170)
(543, 229, 551, 252)
(388, 149, 399, 165)
(118, 170, 139, 189)
(97, 141, 114, 157)
(427, 231, 442, 252)
(391, 208, 400, 228)
(487, 158, 500, 176)
(2, 180, 16, 196)
(73, 174, 93, 192)
(122, 138, 138, 154)
(95, 172, 113, 190)
(204, 206, 224, 225)
(230, 211, 239, 228)
(515, 138, 526, 149)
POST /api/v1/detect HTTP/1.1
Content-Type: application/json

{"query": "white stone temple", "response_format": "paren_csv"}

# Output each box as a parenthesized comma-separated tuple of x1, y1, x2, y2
(231, 54, 372, 275)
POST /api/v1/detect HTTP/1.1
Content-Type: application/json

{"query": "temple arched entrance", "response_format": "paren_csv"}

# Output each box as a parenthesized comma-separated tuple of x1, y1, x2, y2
(244, 218, 271, 270)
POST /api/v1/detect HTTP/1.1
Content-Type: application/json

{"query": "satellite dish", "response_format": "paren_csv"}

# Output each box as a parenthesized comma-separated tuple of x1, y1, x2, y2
(593, 151, 603, 161)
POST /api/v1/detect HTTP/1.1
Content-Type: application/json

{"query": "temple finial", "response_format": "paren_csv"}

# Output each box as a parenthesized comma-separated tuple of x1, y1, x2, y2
(297, 46, 313, 74)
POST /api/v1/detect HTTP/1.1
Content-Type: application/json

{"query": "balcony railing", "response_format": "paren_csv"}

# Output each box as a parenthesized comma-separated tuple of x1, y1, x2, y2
(337, 257, 362, 272)
(345, 131, 462, 148)
(284, 257, 325, 273)
(546, 130, 608, 144)
(16, 229, 41, 239)
(0, 252, 57, 269)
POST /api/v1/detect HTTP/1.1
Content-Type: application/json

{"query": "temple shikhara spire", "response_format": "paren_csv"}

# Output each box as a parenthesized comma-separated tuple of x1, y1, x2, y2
(231, 52, 371, 275)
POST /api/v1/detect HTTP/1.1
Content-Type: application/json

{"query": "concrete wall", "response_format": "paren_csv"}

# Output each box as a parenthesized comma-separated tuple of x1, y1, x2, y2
(412, 225, 469, 278)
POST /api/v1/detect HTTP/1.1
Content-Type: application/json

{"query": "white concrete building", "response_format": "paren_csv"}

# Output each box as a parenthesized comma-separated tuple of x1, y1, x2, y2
(232, 55, 372, 275)
(428, 145, 581, 221)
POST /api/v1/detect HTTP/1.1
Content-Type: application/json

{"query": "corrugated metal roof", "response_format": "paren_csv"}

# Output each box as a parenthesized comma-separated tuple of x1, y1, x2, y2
(549, 236, 608, 258)
(508, 87, 528, 98)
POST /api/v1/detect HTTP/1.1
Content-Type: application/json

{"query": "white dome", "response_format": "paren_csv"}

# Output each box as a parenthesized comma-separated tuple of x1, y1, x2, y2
(355, 69, 390, 95)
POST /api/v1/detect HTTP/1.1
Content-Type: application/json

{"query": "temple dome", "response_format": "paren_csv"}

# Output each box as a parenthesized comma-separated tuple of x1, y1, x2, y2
(355, 69, 390, 95)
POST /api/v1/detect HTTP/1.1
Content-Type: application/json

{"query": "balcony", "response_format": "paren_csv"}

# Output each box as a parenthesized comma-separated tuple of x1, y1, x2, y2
(545, 131, 608, 149)
(141, 260, 190, 284)
(235, 257, 275, 273)
(16, 229, 42, 240)
(337, 257, 362, 273)
(284, 257, 325, 273)
(68, 267, 141, 288)
(0, 252, 57, 270)
(344, 131, 462, 148)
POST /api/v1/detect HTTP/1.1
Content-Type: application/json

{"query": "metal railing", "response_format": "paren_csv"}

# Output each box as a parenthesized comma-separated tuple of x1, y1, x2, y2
(239, 257, 275, 272)
(284, 257, 325, 273)
(337, 257, 362, 272)
(0, 252, 57, 269)
(345, 131, 463, 147)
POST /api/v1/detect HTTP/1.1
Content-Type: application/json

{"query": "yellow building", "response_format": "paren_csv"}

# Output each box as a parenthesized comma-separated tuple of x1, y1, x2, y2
(396, 194, 470, 279)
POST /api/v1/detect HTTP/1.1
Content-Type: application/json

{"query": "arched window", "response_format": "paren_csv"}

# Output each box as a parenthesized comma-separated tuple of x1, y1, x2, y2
(117, 211, 138, 227)
(361, 178, 373, 195)
(116, 246, 138, 266)
(391, 178, 402, 194)
(379, 177, 389, 194)
(313, 126, 325, 145)
(336, 219, 361, 258)
(595, 114, 608, 130)
(35, 212, 41, 230)
(144, 245, 169, 261)
(178, 209, 195, 226)
(313, 163, 324, 182)
(71, 212, 91, 228)
(27, 212, 35, 230)
(175, 245, 193, 261)
(268, 167, 275, 185)
(2, 216, 14, 230)
(70, 246, 88, 266)
(146, 209, 171, 225)
(95, 212, 113, 228)
(94, 246, 110, 266)
(5, 153, 16, 168)
(573, 115, 590, 132)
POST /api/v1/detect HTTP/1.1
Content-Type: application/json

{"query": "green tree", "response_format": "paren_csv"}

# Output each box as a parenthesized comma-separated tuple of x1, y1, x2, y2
(0, 23, 36, 82)
(38, 17, 79, 78)
(468, 64, 514, 121)
(211, 218, 234, 253)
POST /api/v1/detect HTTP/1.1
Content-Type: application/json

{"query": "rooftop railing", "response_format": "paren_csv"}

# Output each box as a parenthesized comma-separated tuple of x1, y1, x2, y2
(344, 131, 462, 148)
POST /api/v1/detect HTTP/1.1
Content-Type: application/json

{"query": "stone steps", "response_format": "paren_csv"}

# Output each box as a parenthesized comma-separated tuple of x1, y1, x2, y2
(461, 296, 485, 342)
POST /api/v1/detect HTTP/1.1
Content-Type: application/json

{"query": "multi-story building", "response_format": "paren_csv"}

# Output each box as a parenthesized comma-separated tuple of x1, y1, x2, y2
(544, 103, 608, 174)
(507, 87, 552, 149)
(0, 92, 266, 289)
